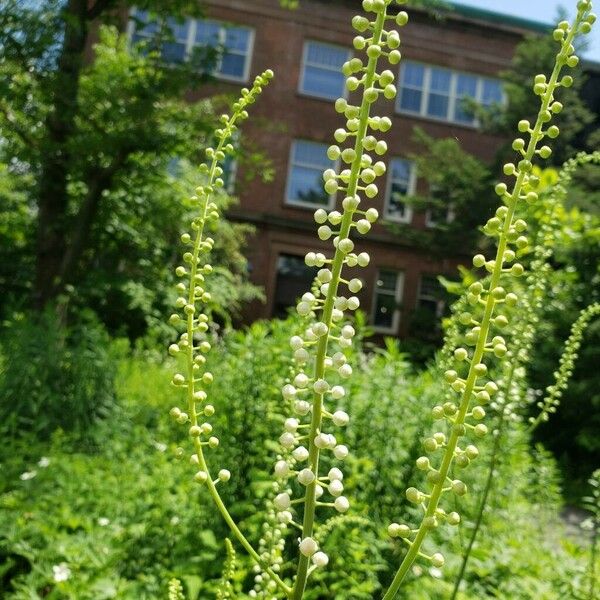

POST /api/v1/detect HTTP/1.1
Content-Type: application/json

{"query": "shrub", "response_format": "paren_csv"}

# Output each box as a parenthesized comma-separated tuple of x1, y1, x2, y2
(0, 309, 118, 438)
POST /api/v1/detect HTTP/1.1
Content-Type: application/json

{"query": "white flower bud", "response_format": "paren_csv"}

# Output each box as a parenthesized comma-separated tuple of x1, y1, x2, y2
(294, 373, 309, 388)
(332, 410, 350, 426)
(338, 364, 353, 378)
(218, 469, 231, 482)
(282, 384, 297, 399)
(328, 479, 344, 496)
(290, 336, 304, 350)
(294, 348, 310, 363)
(312, 322, 328, 337)
(341, 325, 355, 339)
(347, 297, 360, 311)
(348, 278, 363, 293)
(274, 492, 291, 510)
(279, 432, 296, 449)
(278, 510, 293, 524)
(356, 219, 371, 234)
(313, 379, 330, 394)
(297, 302, 311, 316)
(331, 385, 346, 399)
(334, 496, 350, 513)
(314, 433, 330, 449)
(332, 352, 347, 367)
(334, 445, 349, 460)
(294, 400, 311, 415)
(315, 484, 324, 499)
(292, 446, 309, 462)
(357, 252, 370, 267)
(314, 208, 328, 223)
(299, 537, 318, 557)
(338, 238, 354, 254)
(317, 269, 332, 283)
(312, 551, 329, 567)
(285, 418, 299, 432)
(274, 460, 290, 478)
(298, 468, 315, 486)
(328, 467, 343, 481)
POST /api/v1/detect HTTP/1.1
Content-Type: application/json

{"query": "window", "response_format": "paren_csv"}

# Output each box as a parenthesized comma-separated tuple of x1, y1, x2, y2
(300, 41, 350, 100)
(397, 61, 503, 126)
(417, 275, 446, 318)
(384, 158, 416, 223)
(286, 140, 334, 208)
(372, 270, 404, 333)
(273, 254, 318, 318)
(129, 9, 253, 81)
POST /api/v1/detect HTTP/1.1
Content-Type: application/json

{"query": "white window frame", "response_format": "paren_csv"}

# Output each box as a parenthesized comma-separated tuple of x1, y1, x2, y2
(127, 8, 254, 83)
(396, 60, 504, 127)
(299, 40, 351, 101)
(417, 274, 446, 318)
(285, 140, 337, 210)
(383, 158, 417, 224)
(371, 269, 405, 334)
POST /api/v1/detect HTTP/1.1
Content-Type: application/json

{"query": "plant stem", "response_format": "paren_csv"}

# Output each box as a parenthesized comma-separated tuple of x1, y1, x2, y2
(290, 9, 388, 599)
(450, 398, 508, 600)
(382, 16, 581, 599)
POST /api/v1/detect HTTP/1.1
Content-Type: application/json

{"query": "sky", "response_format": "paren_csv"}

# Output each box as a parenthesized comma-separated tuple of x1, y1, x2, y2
(454, 0, 600, 61)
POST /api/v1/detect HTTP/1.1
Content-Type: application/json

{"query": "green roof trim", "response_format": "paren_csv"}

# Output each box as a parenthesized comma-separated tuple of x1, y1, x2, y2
(448, 2, 552, 34)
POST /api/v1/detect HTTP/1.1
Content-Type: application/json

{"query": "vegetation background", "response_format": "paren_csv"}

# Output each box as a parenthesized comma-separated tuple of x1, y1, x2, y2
(0, 0, 598, 598)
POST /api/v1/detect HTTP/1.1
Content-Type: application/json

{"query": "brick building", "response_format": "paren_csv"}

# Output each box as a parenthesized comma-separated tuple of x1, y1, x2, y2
(129, 1, 548, 337)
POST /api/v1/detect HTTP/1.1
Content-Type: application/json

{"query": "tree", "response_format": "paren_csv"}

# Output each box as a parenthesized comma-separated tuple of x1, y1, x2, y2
(0, 1, 261, 330)
(478, 28, 596, 166)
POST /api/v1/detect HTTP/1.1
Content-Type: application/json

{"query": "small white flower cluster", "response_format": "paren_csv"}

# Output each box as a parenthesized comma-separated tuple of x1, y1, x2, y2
(270, 0, 408, 579)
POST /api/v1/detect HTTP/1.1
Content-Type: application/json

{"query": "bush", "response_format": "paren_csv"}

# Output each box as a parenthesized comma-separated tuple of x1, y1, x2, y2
(0, 309, 119, 438)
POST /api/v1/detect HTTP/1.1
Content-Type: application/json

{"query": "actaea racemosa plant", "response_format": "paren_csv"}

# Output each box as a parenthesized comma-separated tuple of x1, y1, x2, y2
(165, 1, 596, 597)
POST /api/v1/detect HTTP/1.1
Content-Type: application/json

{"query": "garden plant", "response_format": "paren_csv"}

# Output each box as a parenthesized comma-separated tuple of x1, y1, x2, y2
(164, 0, 598, 598)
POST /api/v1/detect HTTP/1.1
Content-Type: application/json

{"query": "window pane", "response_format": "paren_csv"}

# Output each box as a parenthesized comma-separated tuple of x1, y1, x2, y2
(288, 166, 328, 206)
(430, 68, 451, 92)
(166, 17, 188, 41)
(224, 27, 249, 51)
(390, 158, 411, 182)
(399, 88, 422, 112)
(161, 41, 186, 63)
(454, 74, 477, 123)
(373, 293, 396, 329)
(388, 185, 408, 219)
(482, 79, 503, 105)
(427, 93, 449, 118)
(292, 141, 330, 168)
(402, 62, 425, 87)
(306, 42, 348, 68)
(274, 254, 318, 318)
(195, 21, 220, 45)
(302, 65, 346, 98)
(301, 42, 348, 99)
(377, 270, 398, 292)
(220, 53, 246, 77)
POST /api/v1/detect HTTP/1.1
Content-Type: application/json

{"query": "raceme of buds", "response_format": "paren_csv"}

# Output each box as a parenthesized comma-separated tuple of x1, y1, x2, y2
(277, 2, 410, 598)
(166, 70, 292, 599)
(382, 4, 595, 599)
